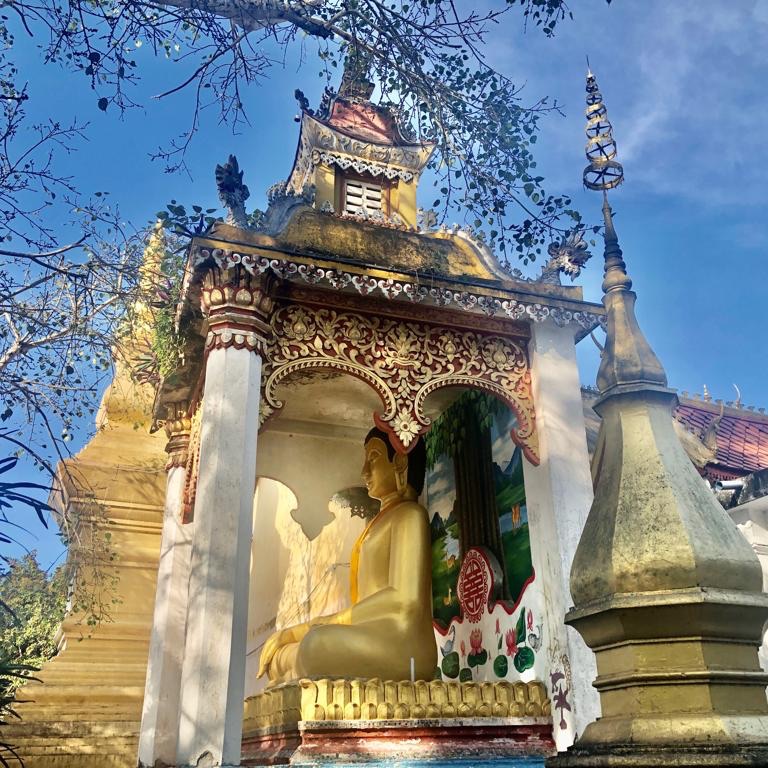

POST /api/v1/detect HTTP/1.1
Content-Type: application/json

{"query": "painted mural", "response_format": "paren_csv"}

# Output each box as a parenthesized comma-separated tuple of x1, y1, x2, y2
(425, 399, 544, 685)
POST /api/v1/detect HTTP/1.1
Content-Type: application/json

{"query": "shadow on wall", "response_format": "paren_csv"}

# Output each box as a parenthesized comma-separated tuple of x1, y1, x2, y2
(245, 477, 366, 697)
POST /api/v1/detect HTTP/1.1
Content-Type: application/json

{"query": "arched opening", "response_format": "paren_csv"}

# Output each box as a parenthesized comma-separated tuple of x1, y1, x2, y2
(247, 369, 385, 696)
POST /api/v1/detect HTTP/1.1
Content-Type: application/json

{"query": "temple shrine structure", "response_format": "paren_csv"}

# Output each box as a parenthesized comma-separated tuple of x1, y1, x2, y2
(7, 68, 768, 768)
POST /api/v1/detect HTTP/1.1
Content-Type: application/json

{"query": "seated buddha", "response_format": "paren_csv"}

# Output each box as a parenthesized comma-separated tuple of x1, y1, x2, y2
(258, 427, 436, 684)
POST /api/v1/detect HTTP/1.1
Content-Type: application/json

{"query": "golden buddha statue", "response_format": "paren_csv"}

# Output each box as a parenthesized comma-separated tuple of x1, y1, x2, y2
(258, 428, 436, 684)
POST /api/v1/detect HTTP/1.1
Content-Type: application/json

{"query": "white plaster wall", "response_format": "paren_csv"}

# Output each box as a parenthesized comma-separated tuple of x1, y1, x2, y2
(244, 425, 368, 697)
(730, 496, 768, 673)
(524, 320, 600, 749)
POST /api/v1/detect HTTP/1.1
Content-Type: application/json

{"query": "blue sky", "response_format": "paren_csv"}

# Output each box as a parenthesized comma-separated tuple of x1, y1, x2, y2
(7, 0, 767, 566)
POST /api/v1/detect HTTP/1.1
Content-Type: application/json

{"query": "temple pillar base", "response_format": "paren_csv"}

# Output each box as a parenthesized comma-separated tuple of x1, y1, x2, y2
(548, 742, 768, 767)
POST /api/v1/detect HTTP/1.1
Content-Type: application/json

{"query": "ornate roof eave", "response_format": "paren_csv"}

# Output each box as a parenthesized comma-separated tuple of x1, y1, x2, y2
(180, 227, 605, 339)
(286, 112, 435, 193)
(209, 206, 593, 298)
(154, 224, 604, 430)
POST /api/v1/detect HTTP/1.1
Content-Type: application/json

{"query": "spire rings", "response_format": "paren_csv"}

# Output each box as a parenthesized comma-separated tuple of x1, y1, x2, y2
(586, 116, 612, 138)
(583, 160, 623, 191)
(583, 69, 624, 192)
(586, 134, 618, 163)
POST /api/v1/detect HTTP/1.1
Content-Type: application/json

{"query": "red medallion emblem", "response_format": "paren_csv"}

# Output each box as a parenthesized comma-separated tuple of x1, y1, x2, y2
(457, 548, 494, 623)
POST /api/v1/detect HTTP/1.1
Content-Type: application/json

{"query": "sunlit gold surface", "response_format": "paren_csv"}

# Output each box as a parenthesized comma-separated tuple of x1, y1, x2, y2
(243, 678, 551, 732)
(5, 363, 167, 768)
(258, 437, 436, 684)
(548, 194, 768, 767)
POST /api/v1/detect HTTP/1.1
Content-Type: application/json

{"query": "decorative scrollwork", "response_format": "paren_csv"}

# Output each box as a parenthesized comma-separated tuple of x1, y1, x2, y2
(191, 248, 603, 333)
(311, 149, 415, 182)
(262, 305, 539, 464)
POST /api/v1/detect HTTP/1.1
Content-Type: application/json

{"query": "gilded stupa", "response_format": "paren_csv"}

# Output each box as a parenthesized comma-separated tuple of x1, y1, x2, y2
(548, 70, 768, 768)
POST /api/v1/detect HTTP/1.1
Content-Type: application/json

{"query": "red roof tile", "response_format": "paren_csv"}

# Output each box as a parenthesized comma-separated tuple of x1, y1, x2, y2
(675, 400, 768, 474)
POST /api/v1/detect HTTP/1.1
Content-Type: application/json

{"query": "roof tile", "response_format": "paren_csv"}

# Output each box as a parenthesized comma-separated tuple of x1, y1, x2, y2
(676, 400, 768, 474)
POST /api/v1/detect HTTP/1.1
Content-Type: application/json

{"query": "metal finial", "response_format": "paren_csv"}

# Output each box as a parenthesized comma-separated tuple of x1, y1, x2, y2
(583, 69, 624, 191)
(586, 72, 666, 394)
(733, 384, 742, 408)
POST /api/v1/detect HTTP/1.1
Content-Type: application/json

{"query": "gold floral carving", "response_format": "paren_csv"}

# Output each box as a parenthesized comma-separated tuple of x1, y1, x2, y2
(181, 404, 202, 523)
(243, 678, 551, 732)
(262, 305, 539, 464)
(164, 411, 192, 470)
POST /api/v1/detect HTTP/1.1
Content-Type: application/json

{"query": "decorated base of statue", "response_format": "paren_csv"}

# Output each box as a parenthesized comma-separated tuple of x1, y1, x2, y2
(241, 678, 554, 765)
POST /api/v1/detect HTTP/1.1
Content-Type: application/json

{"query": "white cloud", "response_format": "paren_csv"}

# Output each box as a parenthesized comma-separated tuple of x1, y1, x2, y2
(483, 0, 768, 208)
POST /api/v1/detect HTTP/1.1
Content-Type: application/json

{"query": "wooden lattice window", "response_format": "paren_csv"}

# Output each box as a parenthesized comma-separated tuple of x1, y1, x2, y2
(344, 178, 384, 215)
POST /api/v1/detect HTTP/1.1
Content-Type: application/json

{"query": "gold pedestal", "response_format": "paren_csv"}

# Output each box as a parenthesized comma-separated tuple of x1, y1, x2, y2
(243, 677, 551, 731)
(242, 678, 554, 765)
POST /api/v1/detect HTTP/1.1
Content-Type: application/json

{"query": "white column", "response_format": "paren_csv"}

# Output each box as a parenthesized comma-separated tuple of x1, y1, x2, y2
(522, 319, 600, 748)
(139, 420, 194, 767)
(175, 275, 269, 768)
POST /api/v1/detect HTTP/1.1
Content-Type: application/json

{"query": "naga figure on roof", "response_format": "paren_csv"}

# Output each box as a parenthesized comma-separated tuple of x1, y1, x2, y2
(215, 154, 250, 229)
(539, 229, 592, 284)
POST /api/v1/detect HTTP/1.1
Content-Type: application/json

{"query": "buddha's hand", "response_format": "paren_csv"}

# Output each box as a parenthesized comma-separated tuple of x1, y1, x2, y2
(257, 628, 293, 679)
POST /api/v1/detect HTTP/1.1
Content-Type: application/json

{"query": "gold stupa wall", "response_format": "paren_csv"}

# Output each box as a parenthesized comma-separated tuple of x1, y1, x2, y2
(6, 371, 167, 768)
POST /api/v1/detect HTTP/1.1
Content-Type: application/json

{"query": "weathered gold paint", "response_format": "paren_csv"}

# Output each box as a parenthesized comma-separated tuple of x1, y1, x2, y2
(243, 678, 551, 732)
(5, 234, 170, 767)
(549, 197, 768, 767)
(195, 223, 599, 314)
(5, 364, 167, 768)
(278, 207, 499, 280)
(395, 178, 418, 227)
(314, 163, 336, 211)
(258, 436, 436, 684)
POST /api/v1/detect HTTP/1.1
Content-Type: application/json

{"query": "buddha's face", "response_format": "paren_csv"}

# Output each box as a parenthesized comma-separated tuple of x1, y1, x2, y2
(361, 437, 399, 501)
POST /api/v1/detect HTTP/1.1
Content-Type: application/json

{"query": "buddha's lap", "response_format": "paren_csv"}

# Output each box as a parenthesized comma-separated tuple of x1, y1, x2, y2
(293, 621, 434, 672)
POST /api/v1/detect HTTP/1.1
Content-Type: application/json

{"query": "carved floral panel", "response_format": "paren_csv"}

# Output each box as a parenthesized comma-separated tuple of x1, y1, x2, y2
(262, 304, 539, 464)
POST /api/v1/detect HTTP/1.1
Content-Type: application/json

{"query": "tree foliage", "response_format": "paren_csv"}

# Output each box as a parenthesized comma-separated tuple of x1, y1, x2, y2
(0, 552, 66, 687)
(0, 7, 153, 478)
(0, 552, 66, 765)
(9, 0, 589, 262)
(0, 0, 613, 486)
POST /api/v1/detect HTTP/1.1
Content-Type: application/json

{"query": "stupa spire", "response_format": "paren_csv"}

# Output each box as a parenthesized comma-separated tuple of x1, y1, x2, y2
(579, 69, 666, 393)
(548, 69, 768, 768)
(338, 46, 375, 101)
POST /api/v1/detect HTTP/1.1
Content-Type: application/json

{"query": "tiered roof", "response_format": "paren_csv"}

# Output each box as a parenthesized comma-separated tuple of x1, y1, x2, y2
(583, 387, 768, 482)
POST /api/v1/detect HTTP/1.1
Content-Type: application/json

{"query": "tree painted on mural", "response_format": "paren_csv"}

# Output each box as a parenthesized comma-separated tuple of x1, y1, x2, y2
(427, 390, 511, 594)
(427, 391, 533, 629)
